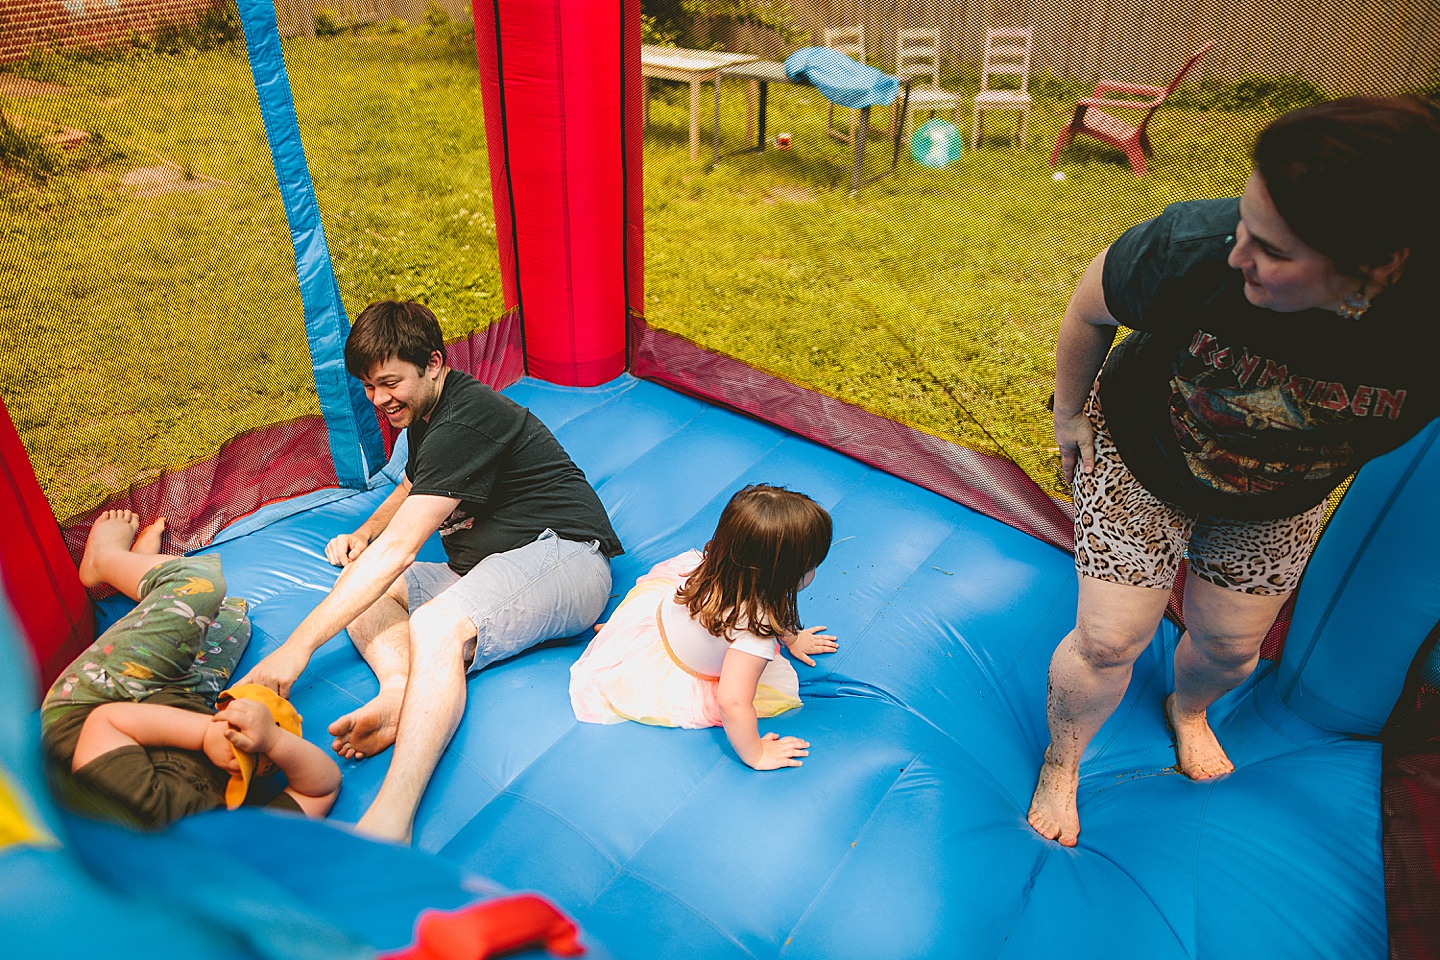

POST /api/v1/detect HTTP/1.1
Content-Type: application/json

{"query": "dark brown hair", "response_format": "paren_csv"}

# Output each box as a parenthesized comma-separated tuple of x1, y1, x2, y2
(676, 484, 832, 641)
(345, 300, 447, 378)
(1253, 94, 1440, 276)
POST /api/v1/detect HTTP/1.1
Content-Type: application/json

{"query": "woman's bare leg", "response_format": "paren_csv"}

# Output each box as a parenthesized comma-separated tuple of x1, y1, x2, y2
(1168, 575, 1288, 779)
(1028, 575, 1171, 846)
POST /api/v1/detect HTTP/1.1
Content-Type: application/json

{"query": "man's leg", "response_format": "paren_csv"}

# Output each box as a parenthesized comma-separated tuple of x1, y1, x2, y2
(328, 573, 416, 760)
(355, 532, 611, 843)
(1027, 575, 1171, 847)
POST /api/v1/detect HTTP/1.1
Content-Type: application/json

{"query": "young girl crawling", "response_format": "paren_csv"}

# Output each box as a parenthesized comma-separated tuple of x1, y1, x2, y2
(569, 484, 836, 770)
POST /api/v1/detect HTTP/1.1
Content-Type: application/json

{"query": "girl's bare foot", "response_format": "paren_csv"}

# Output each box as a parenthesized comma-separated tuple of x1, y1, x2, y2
(328, 687, 404, 760)
(134, 517, 166, 555)
(1165, 694, 1235, 780)
(1028, 752, 1081, 847)
(77, 510, 139, 588)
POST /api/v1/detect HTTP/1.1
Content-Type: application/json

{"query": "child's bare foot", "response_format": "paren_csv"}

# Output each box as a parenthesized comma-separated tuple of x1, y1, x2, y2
(1165, 694, 1235, 780)
(328, 688, 404, 760)
(134, 516, 166, 555)
(78, 510, 140, 588)
(1028, 752, 1081, 847)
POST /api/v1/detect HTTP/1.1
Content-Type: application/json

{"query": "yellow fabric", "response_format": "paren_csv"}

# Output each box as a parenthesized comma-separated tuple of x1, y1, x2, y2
(0, 764, 53, 850)
(754, 683, 802, 718)
(215, 684, 303, 810)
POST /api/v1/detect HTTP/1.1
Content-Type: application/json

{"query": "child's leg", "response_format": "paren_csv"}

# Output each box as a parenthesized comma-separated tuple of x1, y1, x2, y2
(189, 596, 253, 703)
(44, 549, 231, 716)
(78, 511, 179, 601)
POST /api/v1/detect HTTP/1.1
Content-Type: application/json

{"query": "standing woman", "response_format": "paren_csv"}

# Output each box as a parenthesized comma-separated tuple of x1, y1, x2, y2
(1028, 95, 1440, 847)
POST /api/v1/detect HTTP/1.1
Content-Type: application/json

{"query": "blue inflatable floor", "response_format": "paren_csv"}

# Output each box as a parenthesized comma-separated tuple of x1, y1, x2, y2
(126, 375, 1385, 958)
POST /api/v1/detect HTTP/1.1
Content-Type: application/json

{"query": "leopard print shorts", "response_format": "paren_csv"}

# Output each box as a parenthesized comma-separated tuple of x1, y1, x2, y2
(1072, 390, 1326, 597)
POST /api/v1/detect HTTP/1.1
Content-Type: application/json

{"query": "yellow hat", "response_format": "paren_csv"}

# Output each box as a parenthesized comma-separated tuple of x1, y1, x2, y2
(215, 684, 303, 810)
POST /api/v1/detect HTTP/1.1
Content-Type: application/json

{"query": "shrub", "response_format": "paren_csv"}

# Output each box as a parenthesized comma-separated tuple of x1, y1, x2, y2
(423, 2, 450, 29)
(0, 109, 66, 182)
(313, 8, 346, 37)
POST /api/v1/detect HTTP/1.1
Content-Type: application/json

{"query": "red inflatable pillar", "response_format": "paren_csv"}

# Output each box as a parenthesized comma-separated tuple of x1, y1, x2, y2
(473, 0, 642, 386)
(0, 396, 93, 694)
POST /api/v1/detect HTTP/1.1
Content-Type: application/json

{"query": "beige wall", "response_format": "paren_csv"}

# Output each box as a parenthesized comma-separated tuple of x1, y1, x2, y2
(708, 0, 1440, 95)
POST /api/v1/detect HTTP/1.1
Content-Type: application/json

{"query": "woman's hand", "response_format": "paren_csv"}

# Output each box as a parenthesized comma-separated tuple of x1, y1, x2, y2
(1055, 410, 1097, 485)
(782, 625, 838, 667)
(752, 731, 809, 770)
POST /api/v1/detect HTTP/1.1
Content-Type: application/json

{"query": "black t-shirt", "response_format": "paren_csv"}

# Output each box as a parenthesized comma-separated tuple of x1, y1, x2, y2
(405, 370, 623, 573)
(41, 689, 301, 831)
(1099, 197, 1436, 519)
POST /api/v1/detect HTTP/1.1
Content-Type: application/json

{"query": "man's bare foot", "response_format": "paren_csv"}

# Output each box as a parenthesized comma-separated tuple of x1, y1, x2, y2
(1028, 754, 1081, 847)
(354, 805, 414, 845)
(328, 689, 403, 760)
(78, 510, 139, 588)
(133, 516, 166, 554)
(1165, 694, 1235, 780)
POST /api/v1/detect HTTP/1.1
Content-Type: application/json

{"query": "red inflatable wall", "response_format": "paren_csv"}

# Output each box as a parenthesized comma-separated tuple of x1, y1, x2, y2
(0, 395, 93, 696)
(472, 0, 640, 386)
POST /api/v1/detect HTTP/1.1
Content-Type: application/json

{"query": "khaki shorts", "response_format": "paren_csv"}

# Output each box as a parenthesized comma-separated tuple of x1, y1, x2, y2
(1072, 392, 1325, 597)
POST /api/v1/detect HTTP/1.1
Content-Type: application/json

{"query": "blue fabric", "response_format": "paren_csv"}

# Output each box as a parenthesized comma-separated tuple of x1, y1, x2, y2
(784, 47, 901, 108)
(236, 0, 383, 487)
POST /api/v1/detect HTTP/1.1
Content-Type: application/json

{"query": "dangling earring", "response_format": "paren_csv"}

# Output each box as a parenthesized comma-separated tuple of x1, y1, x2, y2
(1336, 289, 1371, 320)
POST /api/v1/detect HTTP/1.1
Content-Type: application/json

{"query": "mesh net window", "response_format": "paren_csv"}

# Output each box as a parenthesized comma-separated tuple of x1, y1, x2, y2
(277, 0, 504, 352)
(1, 1, 325, 550)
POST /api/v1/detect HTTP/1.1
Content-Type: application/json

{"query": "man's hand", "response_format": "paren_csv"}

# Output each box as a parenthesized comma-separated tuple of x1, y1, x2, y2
(752, 731, 809, 770)
(325, 532, 371, 567)
(214, 698, 281, 756)
(1055, 411, 1097, 484)
(234, 645, 312, 698)
(782, 625, 838, 667)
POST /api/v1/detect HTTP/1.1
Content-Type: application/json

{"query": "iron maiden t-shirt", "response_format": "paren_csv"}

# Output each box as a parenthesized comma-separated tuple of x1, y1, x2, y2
(1097, 198, 1435, 520)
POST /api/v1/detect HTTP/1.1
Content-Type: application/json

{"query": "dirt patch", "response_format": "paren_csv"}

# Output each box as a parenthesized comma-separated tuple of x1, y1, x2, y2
(0, 76, 73, 98)
(766, 184, 817, 204)
(121, 164, 219, 198)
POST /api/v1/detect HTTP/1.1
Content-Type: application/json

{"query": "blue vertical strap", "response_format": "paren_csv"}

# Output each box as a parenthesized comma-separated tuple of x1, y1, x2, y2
(236, 0, 383, 487)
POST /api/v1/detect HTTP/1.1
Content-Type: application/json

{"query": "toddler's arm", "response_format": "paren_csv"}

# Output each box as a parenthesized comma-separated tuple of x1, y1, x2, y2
(72, 702, 211, 771)
(717, 649, 809, 771)
(215, 700, 342, 817)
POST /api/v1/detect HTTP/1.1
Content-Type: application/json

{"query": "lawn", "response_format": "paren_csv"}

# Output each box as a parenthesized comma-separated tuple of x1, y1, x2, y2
(1, 18, 1273, 520)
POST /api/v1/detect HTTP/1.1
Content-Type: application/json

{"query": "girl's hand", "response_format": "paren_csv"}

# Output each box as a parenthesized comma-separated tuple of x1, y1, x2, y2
(753, 731, 809, 770)
(782, 625, 837, 667)
(1054, 410, 1096, 484)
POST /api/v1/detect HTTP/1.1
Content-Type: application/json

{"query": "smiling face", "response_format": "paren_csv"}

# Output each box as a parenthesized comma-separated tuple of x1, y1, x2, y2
(360, 352, 444, 429)
(1227, 171, 1359, 314)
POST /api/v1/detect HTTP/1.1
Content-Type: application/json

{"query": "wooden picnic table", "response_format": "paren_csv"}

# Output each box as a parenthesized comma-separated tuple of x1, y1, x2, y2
(641, 44, 760, 161)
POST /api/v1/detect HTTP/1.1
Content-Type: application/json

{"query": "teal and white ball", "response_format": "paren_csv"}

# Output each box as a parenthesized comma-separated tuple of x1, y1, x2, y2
(911, 119, 962, 168)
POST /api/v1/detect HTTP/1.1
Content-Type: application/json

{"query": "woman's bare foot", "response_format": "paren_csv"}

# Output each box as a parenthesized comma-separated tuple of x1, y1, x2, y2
(1165, 694, 1235, 780)
(77, 510, 139, 588)
(328, 688, 404, 760)
(1028, 752, 1081, 847)
(133, 516, 166, 554)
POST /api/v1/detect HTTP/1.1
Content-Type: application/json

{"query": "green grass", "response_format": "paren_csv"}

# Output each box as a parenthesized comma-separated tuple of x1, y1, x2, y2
(642, 78, 1265, 497)
(2, 23, 1274, 521)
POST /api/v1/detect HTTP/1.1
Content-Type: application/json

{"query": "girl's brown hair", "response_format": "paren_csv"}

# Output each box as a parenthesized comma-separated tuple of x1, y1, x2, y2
(676, 484, 832, 641)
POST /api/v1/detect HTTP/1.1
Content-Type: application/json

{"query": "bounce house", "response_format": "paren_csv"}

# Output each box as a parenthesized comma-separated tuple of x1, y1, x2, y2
(2, 0, 1439, 957)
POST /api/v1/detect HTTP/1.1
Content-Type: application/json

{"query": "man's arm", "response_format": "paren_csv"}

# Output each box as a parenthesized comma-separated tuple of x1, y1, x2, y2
(237, 492, 459, 696)
(1054, 247, 1120, 482)
(326, 477, 411, 567)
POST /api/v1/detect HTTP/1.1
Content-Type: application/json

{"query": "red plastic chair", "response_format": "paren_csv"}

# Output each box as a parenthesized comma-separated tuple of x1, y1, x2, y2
(1049, 40, 1215, 176)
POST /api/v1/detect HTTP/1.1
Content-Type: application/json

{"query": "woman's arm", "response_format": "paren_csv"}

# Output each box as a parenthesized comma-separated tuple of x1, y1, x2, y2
(717, 649, 809, 771)
(216, 700, 341, 817)
(72, 702, 211, 771)
(1054, 247, 1121, 482)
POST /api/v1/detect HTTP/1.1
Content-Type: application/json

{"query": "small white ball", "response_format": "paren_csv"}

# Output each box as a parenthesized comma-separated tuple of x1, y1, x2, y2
(1052, 170, 1066, 181)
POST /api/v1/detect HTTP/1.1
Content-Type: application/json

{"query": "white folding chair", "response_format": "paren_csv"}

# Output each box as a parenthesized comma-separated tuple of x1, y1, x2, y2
(971, 27, 1033, 148)
(894, 27, 963, 140)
